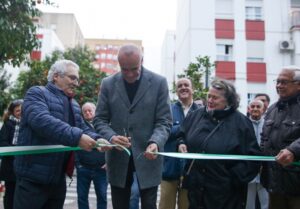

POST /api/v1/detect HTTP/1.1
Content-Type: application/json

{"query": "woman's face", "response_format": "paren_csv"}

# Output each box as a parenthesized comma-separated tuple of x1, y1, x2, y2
(13, 105, 22, 119)
(207, 87, 228, 111)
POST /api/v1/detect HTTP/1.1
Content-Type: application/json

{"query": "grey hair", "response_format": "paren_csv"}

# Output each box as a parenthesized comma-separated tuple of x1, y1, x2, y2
(82, 102, 96, 112)
(248, 99, 264, 108)
(210, 78, 240, 110)
(47, 60, 79, 82)
(117, 44, 143, 62)
(282, 65, 300, 81)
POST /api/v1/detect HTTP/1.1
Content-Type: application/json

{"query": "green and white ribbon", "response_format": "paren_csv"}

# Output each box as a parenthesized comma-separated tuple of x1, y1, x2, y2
(154, 152, 300, 166)
(0, 142, 131, 156)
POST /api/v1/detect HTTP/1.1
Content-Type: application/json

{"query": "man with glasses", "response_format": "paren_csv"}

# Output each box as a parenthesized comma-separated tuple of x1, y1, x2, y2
(261, 66, 300, 209)
(14, 60, 109, 209)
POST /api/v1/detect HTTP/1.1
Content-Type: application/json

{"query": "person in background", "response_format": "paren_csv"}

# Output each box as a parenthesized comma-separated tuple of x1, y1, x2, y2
(130, 172, 140, 209)
(93, 44, 172, 209)
(254, 93, 270, 115)
(0, 99, 23, 209)
(178, 78, 260, 209)
(76, 102, 108, 209)
(261, 66, 300, 209)
(246, 99, 269, 209)
(13, 60, 109, 209)
(159, 78, 200, 209)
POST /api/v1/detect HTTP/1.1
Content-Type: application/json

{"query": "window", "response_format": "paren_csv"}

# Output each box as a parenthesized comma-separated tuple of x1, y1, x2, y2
(246, 7, 263, 20)
(215, 0, 233, 19)
(216, 44, 233, 61)
(291, 0, 300, 8)
(247, 93, 257, 105)
(100, 53, 106, 59)
(107, 54, 113, 59)
(247, 41, 264, 62)
(247, 57, 264, 62)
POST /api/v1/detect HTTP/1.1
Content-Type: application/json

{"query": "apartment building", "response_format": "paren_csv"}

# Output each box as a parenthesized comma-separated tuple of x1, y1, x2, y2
(85, 39, 143, 75)
(162, 0, 300, 112)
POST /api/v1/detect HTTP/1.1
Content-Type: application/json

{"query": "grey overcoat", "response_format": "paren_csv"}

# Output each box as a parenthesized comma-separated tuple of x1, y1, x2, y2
(93, 67, 172, 189)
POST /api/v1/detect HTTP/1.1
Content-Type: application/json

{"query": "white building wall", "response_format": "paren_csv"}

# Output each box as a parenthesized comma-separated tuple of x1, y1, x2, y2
(39, 28, 64, 60)
(161, 30, 176, 98)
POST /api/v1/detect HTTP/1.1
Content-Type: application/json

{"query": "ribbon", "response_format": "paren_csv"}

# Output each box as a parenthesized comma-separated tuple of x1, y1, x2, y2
(154, 152, 300, 166)
(0, 142, 131, 157)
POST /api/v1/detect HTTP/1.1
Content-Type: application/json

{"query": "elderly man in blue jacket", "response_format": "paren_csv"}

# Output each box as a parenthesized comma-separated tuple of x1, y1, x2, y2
(13, 60, 109, 209)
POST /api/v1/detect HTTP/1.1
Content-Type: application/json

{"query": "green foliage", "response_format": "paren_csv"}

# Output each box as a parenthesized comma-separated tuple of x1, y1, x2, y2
(0, 0, 41, 67)
(0, 67, 12, 117)
(175, 56, 215, 100)
(10, 46, 106, 106)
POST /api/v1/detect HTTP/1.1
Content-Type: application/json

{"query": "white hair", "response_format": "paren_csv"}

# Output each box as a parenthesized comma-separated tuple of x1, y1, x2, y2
(47, 60, 79, 82)
(82, 102, 96, 112)
(282, 65, 300, 81)
(248, 99, 264, 108)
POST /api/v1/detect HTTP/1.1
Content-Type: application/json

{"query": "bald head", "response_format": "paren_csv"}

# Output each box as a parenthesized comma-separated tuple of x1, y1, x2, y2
(248, 99, 264, 120)
(176, 78, 194, 105)
(118, 44, 143, 83)
(118, 44, 143, 63)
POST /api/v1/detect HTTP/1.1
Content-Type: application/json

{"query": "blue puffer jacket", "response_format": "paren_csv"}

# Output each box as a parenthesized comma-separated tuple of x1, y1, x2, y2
(14, 82, 100, 184)
(162, 101, 200, 180)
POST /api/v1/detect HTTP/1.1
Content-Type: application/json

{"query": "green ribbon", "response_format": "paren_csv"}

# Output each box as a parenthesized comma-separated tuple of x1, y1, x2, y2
(0, 142, 131, 156)
(1, 145, 299, 166)
(154, 152, 300, 166)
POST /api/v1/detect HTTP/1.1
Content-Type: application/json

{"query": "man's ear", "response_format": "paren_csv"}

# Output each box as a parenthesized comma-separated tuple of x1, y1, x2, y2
(53, 73, 59, 82)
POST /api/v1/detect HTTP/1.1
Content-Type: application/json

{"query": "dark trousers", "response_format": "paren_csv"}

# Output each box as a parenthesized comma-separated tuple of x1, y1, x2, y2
(13, 177, 66, 209)
(111, 157, 158, 209)
(3, 181, 15, 209)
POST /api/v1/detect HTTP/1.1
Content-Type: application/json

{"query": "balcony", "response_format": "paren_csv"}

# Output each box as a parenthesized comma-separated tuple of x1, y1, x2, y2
(291, 10, 300, 29)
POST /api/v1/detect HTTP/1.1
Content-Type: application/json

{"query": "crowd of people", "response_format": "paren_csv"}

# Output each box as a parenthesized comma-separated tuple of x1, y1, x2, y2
(0, 43, 300, 209)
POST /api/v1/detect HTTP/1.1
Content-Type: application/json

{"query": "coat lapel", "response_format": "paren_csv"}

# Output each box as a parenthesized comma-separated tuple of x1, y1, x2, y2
(115, 73, 131, 108)
(130, 68, 151, 109)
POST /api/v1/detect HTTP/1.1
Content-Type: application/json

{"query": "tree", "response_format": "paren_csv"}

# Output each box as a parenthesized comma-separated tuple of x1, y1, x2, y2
(0, 0, 40, 66)
(11, 46, 106, 106)
(0, 0, 54, 67)
(174, 56, 215, 100)
(0, 67, 12, 117)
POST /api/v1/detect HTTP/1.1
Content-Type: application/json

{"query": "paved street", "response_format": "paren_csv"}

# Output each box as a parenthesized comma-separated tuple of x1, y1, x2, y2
(0, 175, 161, 209)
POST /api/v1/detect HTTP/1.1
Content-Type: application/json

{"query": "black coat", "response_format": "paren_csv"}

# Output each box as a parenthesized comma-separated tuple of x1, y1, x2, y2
(0, 119, 17, 182)
(178, 107, 260, 209)
(261, 95, 300, 195)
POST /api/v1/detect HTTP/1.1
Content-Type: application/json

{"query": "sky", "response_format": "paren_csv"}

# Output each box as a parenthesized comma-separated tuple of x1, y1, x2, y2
(37, 0, 177, 74)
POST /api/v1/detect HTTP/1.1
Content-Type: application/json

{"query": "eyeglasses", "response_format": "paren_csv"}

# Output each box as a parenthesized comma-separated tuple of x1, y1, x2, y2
(273, 79, 297, 85)
(65, 74, 79, 83)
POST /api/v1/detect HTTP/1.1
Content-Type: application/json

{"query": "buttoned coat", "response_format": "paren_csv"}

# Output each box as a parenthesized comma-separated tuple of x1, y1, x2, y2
(93, 67, 172, 189)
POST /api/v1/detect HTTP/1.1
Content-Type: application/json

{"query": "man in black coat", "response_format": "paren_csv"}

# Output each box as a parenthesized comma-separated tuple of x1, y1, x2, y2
(261, 66, 300, 209)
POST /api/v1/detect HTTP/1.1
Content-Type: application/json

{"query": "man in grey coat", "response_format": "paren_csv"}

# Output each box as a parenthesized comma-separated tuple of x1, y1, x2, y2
(93, 44, 172, 209)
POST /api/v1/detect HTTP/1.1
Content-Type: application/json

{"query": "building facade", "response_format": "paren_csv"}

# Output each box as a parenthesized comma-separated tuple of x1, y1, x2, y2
(162, 0, 300, 112)
(85, 39, 143, 75)
(38, 12, 85, 49)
